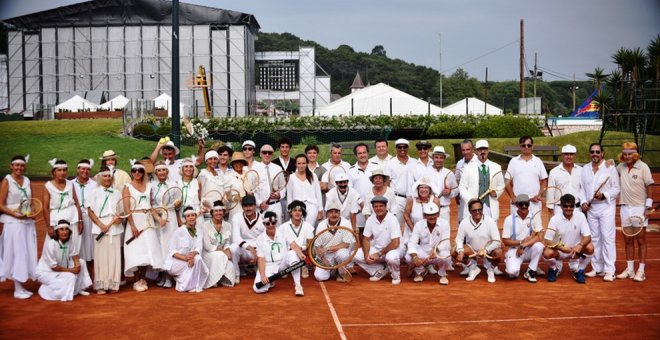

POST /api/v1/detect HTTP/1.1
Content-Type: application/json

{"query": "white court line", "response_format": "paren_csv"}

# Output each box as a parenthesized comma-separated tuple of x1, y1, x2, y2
(343, 313, 660, 328)
(320, 282, 347, 340)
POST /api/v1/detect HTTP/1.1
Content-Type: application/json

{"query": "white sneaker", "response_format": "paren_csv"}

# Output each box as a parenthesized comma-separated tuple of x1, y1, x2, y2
(585, 269, 599, 278)
(617, 270, 635, 279)
(234, 276, 240, 285)
(459, 265, 470, 276)
(536, 267, 545, 276)
(487, 268, 496, 283)
(439, 276, 449, 285)
(466, 266, 481, 281)
(413, 274, 424, 283)
(163, 279, 173, 289)
(493, 266, 503, 276)
(13, 291, 31, 299)
(633, 270, 646, 282)
(427, 265, 438, 275)
(369, 267, 390, 282)
(294, 285, 304, 296)
(78, 290, 90, 296)
(603, 273, 615, 282)
(391, 277, 401, 285)
(301, 266, 309, 279)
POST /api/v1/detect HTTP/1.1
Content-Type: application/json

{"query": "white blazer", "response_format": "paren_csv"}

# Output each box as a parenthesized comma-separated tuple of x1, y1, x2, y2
(458, 159, 504, 221)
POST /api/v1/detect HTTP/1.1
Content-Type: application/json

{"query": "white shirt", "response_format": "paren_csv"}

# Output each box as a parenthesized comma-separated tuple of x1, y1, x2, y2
(580, 161, 620, 206)
(407, 218, 450, 256)
(202, 220, 232, 252)
(287, 173, 323, 208)
(385, 156, 417, 197)
(410, 157, 434, 183)
(257, 162, 287, 205)
(316, 217, 352, 233)
(502, 212, 539, 241)
(363, 213, 401, 251)
(547, 163, 582, 209)
(325, 186, 361, 220)
(71, 177, 97, 210)
(162, 226, 203, 271)
(231, 213, 265, 248)
(369, 154, 393, 166)
(166, 159, 184, 182)
(280, 220, 315, 251)
(547, 212, 591, 248)
(256, 229, 287, 264)
(455, 216, 500, 253)
(420, 166, 458, 207)
(362, 187, 397, 217)
(88, 185, 122, 235)
(507, 155, 548, 197)
(347, 162, 379, 200)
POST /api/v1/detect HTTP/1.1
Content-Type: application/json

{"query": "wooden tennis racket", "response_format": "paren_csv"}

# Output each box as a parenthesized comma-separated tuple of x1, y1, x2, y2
(540, 186, 562, 205)
(621, 216, 645, 237)
(442, 170, 458, 194)
(308, 226, 360, 282)
(327, 165, 347, 188)
(587, 177, 610, 206)
(271, 170, 290, 192)
(222, 189, 241, 211)
(201, 190, 224, 212)
(478, 170, 510, 200)
(161, 187, 184, 211)
(431, 238, 456, 260)
(467, 240, 502, 259)
(16, 198, 43, 218)
(243, 169, 260, 194)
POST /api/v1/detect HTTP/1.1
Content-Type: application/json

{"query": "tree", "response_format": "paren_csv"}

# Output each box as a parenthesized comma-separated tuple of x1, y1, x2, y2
(442, 68, 483, 104)
(371, 45, 387, 57)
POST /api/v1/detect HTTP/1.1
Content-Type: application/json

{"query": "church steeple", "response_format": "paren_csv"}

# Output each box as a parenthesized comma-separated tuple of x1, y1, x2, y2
(350, 72, 365, 93)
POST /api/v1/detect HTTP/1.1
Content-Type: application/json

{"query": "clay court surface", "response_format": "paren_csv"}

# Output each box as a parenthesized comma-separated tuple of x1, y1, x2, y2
(2, 180, 660, 339)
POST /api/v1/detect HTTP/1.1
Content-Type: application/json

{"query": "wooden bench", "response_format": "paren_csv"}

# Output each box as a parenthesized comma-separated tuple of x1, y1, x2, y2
(503, 145, 560, 162)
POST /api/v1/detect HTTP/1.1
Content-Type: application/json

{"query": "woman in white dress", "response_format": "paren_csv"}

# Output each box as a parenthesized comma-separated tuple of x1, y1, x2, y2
(0, 155, 38, 299)
(362, 168, 397, 221)
(43, 159, 83, 255)
(225, 152, 248, 221)
(36, 220, 92, 301)
(163, 207, 209, 292)
(402, 177, 440, 254)
(87, 166, 123, 294)
(150, 160, 178, 288)
(124, 160, 163, 292)
(286, 154, 323, 226)
(201, 200, 235, 288)
(178, 157, 203, 225)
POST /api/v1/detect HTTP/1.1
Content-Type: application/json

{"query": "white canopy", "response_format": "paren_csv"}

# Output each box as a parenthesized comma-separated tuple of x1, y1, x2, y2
(99, 95, 130, 110)
(443, 97, 502, 115)
(153, 93, 188, 117)
(55, 95, 98, 112)
(316, 83, 443, 116)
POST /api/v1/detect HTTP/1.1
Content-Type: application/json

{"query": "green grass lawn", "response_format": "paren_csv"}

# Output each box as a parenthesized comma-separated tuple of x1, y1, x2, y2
(1, 119, 657, 177)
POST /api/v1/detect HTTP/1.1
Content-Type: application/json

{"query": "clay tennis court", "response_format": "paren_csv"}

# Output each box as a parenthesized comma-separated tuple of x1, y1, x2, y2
(2, 181, 659, 339)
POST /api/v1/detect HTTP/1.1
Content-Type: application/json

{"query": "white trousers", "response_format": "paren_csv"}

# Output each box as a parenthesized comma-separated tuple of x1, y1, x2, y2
(404, 248, 451, 276)
(504, 242, 544, 276)
(253, 250, 301, 293)
(230, 244, 257, 277)
(354, 248, 401, 279)
(313, 248, 351, 281)
(587, 203, 616, 274)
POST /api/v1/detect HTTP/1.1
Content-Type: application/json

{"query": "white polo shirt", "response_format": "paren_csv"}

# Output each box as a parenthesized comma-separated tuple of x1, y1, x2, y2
(364, 212, 401, 251)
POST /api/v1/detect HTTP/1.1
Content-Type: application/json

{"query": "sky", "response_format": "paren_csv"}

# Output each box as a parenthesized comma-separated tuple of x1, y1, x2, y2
(2, 0, 659, 82)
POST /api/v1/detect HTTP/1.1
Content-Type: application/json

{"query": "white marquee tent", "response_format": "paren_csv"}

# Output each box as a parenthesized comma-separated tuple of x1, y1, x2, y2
(153, 93, 188, 117)
(316, 83, 443, 116)
(99, 95, 130, 110)
(443, 97, 503, 115)
(55, 95, 98, 112)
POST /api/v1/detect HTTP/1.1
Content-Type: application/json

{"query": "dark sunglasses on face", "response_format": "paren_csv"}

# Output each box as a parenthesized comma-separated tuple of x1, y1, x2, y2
(261, 151, 273, 155)
(520, 144, 533, 148)
(561, 204, 575, 209)
(263, 221, 276, 226)
(470, 208, 483, 213)
(589, 150, 601, 154)
(396, 145, 408, 150)
(516, 202, 529, 208)
(243, 147, 254, 151)
(417, 147, 429, 151)
(131, 168, 144, 173)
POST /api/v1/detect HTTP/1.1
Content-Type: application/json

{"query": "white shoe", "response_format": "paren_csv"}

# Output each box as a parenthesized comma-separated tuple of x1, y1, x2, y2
(139, 279, 149, 291)
(427, 265, 437, 275)
(493, 266, 503, 276)
(585, 269, 600, 278)
(133, 282, 143, 292)
(439, 276, 449, 285)
(603, 273, 615, 282)
(466, 266, 481, 281)
(536, 267, 545, 276)
(163, 279, 173, 288)
(78, 290, 90, 296)
(617, 270, 635, 279)
(369, 267, 390, 282)
(294, 285, 304, 296)
(234, 276, 240, 285)
(487, 268, 496, 283)
(301, 266, 309, 279)
(391, 277, 401, 285)
(14, 291, 31, 299)
(633, 270, 646, 282)
(459, 265, 470, 276)
(413, 274, 424, 283)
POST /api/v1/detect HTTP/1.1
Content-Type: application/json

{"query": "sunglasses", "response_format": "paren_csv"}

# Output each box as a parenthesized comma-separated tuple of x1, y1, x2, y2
(261, 151, 273, 155)
(520, 144, 533, 148)
(263, 221, 277, 226)
(470, 208, 483, 213)
(243, 147, 254, 151)
(417, 147, 430, 151)
(561, 204, 575, 209)
(516, 202, 529, 208)
(589, 150, 602, 154)
(396, 145, 409, 150)
(131, 168, 145, 173)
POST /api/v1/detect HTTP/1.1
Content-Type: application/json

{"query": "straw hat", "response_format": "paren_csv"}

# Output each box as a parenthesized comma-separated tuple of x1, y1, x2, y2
(99, 150, 118, 160)
(230, 152, 248, 165)
(139, 158, 155, 174)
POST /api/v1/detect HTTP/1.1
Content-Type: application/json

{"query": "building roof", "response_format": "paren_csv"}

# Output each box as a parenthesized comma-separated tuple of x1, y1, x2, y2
(350, 72, 365, 90)
(443, 97, 503, 115)
(2, 0, 260, 32)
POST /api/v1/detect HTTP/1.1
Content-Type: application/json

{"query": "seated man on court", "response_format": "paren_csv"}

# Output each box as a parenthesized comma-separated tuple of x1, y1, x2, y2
(313, 200, 355, 283)
(455, 199, 503, 283)
(253, 211, 306, 296)
(231, 195, 265, 284)
(405, 203, 452, 285)
(501, 194, 546, 283)
(353, 196, 402, 284)
(543, 194, 594, 284)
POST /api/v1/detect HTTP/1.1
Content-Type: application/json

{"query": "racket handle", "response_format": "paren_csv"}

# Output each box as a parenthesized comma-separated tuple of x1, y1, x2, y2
(255, 281, 265, 289)
(95, 232, 106, 241)
(478, 190, 491, 200)
(125, 235, 137, 245)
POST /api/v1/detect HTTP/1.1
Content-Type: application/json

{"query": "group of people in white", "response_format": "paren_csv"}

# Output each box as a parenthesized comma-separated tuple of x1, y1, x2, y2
(0, 134, 653, 301)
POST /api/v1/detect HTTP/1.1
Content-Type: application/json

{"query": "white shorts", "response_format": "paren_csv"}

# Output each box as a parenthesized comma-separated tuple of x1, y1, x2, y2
(620, 205, 647, 227)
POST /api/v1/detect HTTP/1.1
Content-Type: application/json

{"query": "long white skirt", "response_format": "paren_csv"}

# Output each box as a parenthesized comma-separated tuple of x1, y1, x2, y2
(167, 255, 209, 292)
(124, 212, 163, 277)
(202, 250, 235, 288)
(0, 220, 37, 283)
(79, 211, 94, 261)
(93, 233, 122, 291)
(37, 260, 92, 302)
(158, 210, 179, 267)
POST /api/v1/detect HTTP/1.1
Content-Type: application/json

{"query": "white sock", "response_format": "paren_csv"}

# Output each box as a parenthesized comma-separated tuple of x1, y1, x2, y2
(627, 260, 634, 272)
(639, 263, 645, 272)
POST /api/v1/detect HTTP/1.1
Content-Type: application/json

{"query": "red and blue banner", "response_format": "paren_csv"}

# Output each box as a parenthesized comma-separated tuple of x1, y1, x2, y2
(569, 88, 600, 118)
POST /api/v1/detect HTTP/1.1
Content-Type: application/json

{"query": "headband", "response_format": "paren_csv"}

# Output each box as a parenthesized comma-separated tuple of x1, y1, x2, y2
(11, 154, 29, 165)
(129, 159, 144, 170)
(78, 159, 94, 169)
(205, 150, 219, 161)
(154, 164, 168, 170)
(48, 158, 67, 169)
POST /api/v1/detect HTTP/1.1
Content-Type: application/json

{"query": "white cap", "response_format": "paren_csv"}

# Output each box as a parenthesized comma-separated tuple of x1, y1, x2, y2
(561, 144, 577, 153)
(475, 139, 489, 149)
(325, 200, 342, 212)
(432, 146, 450, 157)
(242, 140, 256, 148)
(394, 138, 409, 146)
(334, 172, 349, 183)
(162, 141, 180, 155)
(422, 202, 440, 215)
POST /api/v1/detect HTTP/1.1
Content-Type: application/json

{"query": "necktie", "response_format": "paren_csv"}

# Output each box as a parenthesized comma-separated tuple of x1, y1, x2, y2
(78, 182, 86, 208)
(479, 164, 490, 207)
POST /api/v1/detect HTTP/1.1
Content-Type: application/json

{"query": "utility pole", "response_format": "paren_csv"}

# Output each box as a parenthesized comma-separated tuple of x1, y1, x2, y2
(519, 19, 525, 99)
(533, 53, 537, 100)
(438, 33, 443, 108)
(172, 0, 180, 151)
(572, 72, 577, 113)
(484, 67, 488, 115)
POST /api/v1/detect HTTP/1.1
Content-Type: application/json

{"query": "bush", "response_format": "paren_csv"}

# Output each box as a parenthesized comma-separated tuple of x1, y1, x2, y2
(474, 116, 542, 138)
(156, 124, 172, 136)
(426, 120, 476, 138)
(133, 123, 155, 137)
